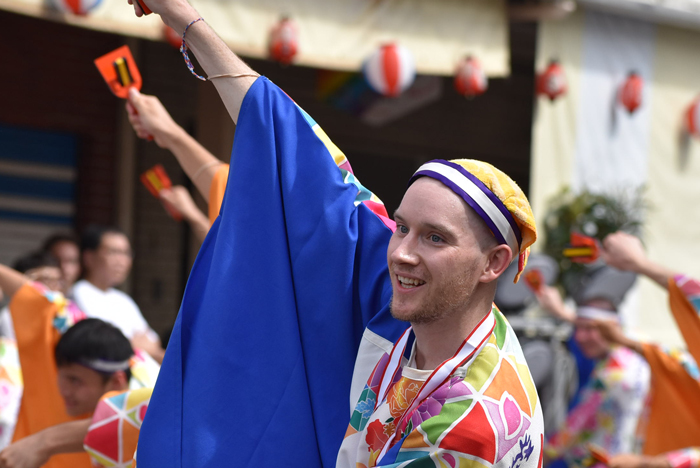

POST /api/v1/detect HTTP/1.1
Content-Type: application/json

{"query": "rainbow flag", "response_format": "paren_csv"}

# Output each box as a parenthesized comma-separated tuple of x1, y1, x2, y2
(137, 77, 405, 467)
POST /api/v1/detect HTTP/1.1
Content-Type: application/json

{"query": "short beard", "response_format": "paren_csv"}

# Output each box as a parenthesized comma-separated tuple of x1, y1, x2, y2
(389, 273, 475, 325)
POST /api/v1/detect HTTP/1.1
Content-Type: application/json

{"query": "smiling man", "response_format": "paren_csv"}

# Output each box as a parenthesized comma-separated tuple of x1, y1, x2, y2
(125, 0, 543, 466)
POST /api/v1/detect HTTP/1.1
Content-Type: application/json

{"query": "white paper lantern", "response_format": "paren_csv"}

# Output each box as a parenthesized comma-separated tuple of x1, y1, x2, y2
(52, 0, 103, 15)
(363, 43, 415, 97)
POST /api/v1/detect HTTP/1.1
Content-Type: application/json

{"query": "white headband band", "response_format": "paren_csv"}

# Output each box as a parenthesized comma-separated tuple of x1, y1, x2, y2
(410, 160, 521, 256)
(576, 306, 620, 323)
(80, 358, 131, 373)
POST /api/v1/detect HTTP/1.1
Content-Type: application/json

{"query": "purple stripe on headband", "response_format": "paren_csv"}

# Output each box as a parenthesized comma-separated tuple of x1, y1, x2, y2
(412, 169, 508, 246)
(410, 159, 522, 249)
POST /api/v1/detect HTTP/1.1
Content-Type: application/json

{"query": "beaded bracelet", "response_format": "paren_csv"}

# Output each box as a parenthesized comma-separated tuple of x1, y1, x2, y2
(180, 17, 206, 81)
(179, 17, 261, 82)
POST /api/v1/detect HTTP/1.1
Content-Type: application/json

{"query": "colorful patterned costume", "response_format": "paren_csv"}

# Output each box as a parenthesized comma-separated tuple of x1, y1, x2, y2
(137, 77, 542, 468)
(545, 346, 650, 467)
(84, 388, 152, 468)
(339, 307, 544, 468)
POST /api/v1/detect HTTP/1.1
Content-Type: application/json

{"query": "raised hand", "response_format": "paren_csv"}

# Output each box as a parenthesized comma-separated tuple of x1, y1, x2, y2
(126, 89, 184, 149)
(601, 232, 647, 273)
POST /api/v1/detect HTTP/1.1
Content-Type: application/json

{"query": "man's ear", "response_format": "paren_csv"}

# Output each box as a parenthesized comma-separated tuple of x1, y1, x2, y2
(105, 370, 129, 392)
(479, 245, 513, 284)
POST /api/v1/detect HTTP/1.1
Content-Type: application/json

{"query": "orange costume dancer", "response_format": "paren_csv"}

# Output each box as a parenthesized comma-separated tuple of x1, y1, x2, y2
(10, 282, 91, 468)
(641, 274, 700, 456)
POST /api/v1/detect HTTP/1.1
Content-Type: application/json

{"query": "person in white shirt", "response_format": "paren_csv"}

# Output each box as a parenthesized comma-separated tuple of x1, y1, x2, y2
(73, 225, 165, 363)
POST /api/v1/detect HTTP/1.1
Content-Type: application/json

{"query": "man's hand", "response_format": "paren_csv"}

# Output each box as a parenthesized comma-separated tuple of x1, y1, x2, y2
(127, 89, 184, 149)
(601, 231, 676, 289)
(601, 232, 647, 273)
(535, 285, 576, 322)
(0, 434, 50, 468)
(126, 0, 199, 32)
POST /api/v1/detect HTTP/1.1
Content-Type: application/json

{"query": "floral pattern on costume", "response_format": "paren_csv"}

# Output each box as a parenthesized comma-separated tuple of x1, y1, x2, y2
(338, 306, 545, 468)
(546, 346, 650, 468)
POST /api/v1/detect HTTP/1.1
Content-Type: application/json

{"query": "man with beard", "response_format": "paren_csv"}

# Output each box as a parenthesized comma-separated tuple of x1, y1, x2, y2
(126, 0, 544, 466)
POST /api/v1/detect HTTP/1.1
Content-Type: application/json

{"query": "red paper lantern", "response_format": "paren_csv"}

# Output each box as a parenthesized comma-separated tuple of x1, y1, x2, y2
(363, 43, 416, 97)
(269, 17, 299, 65)
(454, 56, 488, 98)
(163, 25, 181, 49)
(537, 60, 567, 101)
(685, 98, 700, 138)
(619, 72, 643, 114)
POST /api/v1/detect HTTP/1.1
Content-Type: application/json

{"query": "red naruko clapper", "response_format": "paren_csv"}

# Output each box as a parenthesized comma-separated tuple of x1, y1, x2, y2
(140, 165, 182, 221)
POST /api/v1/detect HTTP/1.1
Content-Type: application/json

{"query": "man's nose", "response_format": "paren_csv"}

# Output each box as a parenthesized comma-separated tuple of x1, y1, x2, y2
(391, 235, 419, 265)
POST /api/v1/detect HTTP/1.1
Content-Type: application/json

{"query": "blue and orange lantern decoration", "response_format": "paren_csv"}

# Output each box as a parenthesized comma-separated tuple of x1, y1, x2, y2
(363, 43, 416, 97)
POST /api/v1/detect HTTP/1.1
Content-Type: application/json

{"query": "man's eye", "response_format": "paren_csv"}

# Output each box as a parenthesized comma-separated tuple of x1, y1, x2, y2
(430, 235, 442, 243)
(398, 225, 408, 234)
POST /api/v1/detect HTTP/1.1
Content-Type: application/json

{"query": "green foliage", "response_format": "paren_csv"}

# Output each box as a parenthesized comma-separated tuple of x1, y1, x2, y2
(543, 186, 647, 293)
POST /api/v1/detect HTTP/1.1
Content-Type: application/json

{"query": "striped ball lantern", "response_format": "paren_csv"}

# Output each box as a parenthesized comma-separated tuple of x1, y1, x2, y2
(536, 60, 567, 101)
(51, 0, 103, 15)
(269, 17, 299, 65)
(685, 98, 700, 138)
(619, 72, 643, 114)
(454, 56, 488, 98)
(363, 43, 416, 97)
(163, 25, 182, 50)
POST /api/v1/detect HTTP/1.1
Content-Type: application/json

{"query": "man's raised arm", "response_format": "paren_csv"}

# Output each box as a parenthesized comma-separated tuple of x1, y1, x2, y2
(128, 0, 257, 124)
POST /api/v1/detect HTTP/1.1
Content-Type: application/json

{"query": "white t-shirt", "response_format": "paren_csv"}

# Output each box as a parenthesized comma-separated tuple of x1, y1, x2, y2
(72, 279, 158, 341)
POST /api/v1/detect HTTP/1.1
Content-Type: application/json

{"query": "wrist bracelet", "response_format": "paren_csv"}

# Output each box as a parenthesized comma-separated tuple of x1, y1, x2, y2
(179, 18, 261, 83)
(181, 17, 206, 81)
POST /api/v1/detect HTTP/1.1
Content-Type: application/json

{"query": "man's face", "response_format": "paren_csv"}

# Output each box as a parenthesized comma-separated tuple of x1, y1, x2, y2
(387, 178, 495, 324)
(50, 241, 81, 291)
(25, 266, 64, 293)
(574, 318, 611, 360)
(57, 363, 111, 416)
(87, 233, 132, 288)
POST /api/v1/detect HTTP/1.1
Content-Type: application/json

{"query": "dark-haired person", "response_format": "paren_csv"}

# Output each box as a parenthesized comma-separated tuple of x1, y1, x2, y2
(73, 226, 164, 363)
(42, 234, 81, 297)
(0, 319, 156, 468)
